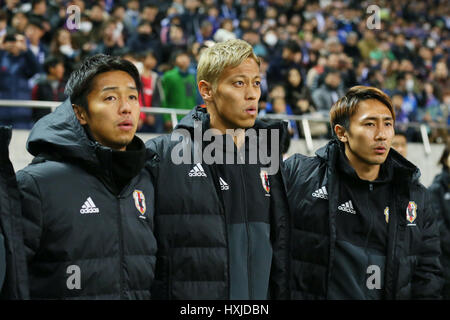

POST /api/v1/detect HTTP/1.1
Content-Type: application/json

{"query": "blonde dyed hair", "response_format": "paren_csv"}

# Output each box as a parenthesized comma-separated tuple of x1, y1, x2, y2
(197, 39, 260, 90)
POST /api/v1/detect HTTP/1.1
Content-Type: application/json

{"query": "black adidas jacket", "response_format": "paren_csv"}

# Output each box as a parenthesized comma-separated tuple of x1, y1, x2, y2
(283, 139, 443, 299)
(429, 169, 450, 298)
(145, 106, 290, 300)
(16, 99, 157, 299)
(0, 126, 29, 299)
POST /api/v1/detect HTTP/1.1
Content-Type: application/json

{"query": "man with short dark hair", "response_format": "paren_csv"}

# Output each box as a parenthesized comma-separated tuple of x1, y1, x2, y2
(31, 55, 66, 122)
(284, 86, 443, 299)
(311, 69, 345, 113)
(0, 32, 40, 128)
(160, 50, 197, 131)
(391, 133, 408, 158)
(17, 54, 157, 299)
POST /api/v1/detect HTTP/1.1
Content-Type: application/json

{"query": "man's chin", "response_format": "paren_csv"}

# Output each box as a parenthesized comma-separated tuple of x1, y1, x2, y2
(238, 118, 256, 129)
(367, 155, 388, 165)
(109, 137, 135, 151)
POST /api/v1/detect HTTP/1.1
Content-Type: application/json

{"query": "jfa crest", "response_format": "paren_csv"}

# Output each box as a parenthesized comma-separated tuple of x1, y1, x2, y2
(133, 190, 146, 216)
(384, 207, 389, 224)
(406, 201, 417, 224)
(260, 169, 270, 194)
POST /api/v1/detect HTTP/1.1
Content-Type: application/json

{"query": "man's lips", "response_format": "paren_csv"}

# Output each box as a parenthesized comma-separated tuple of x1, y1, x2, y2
(245, 107, 257, 115)
(374, 146, 387, 154)
(118, 120, 134, 130)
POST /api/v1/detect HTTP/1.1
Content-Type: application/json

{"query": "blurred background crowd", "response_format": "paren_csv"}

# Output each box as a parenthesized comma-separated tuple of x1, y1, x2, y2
(0, 0, 448, 141)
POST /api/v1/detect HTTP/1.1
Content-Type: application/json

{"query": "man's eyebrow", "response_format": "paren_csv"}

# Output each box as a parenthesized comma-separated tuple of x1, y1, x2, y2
(361, 116, 393, 121)
(101, 86, 138, 92)
(231, 74, 261, 79)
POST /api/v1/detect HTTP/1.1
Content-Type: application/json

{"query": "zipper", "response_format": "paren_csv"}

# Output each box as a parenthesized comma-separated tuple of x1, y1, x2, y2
(209, 164, 229, 299)
(239, 164, 252, 299)
(117, 196, 125, 299)
(364, 183, 374, 250)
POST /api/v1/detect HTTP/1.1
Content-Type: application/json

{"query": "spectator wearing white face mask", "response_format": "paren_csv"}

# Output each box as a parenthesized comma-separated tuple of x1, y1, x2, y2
(49, 28, 80, 78)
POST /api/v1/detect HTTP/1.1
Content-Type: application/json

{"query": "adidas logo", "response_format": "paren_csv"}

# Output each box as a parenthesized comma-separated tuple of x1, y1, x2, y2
(312, 186, 328, 199)
(188, 163, 207, 177)
(338, 200, 356, 214)
(80, 197, 100, 214)
(219, 177, 229, 191)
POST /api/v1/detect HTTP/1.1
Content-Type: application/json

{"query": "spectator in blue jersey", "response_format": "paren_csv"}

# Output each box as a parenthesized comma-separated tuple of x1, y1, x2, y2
(24, 17, 47, 69)
(127, 19, 161, 56)
(0, 32, 40, 128)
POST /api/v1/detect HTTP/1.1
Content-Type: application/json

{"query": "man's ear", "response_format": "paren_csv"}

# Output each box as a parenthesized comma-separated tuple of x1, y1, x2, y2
(198, 80, 213, 103)
(334, 124, 348, 143)
(73, 104, 88, 125)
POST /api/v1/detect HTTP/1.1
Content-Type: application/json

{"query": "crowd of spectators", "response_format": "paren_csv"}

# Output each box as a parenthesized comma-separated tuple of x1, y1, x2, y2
(0, 0, 448, 141)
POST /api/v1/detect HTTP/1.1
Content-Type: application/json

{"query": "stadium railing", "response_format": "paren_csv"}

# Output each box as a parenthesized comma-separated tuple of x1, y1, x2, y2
(0, 99, 448, 155)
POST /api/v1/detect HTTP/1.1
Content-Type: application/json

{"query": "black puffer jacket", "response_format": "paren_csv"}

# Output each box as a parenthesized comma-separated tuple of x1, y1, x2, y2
(146, 106, 290, 300)
(283, 139, 443, 299)
(0, 126, 28, 299)
(16, 99, 157, 299)
(429, 169, 450, 298)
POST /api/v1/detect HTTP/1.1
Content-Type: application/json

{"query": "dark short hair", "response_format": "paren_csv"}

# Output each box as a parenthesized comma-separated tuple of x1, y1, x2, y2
(330, 85, 395, 132)
(3, 33, 17, 43)
(170, 50, 189, 63)
(27, 17, 45, 30)
(31, 0, 45, 8)
(43, 55, 64, 74)
(394, 132, 407, 139)
(284, 40, 301, 53)
(64, 54, 142, 112)
(438, 143, 450, 169)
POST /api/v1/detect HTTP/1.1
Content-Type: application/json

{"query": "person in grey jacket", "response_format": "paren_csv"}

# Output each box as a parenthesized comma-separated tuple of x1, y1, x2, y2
(311, 69, 346, 113)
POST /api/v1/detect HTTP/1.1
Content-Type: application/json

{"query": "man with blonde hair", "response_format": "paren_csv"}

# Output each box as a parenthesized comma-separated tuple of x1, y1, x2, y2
(146, 39, 289, 300)
(283, 86, 443, 299)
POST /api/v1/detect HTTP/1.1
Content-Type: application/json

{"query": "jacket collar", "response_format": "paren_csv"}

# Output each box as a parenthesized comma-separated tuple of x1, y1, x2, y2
(316, 138, 420, 184)
(176, 105, 288, 134)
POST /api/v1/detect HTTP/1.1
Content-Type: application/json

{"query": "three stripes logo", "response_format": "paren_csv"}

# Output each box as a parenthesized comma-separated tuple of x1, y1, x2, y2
(312, 186, 328, 199)
(188, 163, 207, 177)
(219, 177, 229, 191)
(80, 197, 100, 214)
(338, 200, 356, 214)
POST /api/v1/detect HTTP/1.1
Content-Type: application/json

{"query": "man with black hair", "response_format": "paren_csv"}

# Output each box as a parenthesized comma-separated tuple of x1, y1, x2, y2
(161, 50, 197, 131)
(391, 132, 408, 158)
(266, 39, 303, 85)
(31, 55, 66, 122)
(126, 19, 161, 56)
(27, 0, 51, 43)
(24, 17, 47, 67)
(17, 54, 157, 299)
(284, 86, 443, 299)
(429, 142, 450, 299)
(311, 69, 345, 113)
(0, 32, 40, 128)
